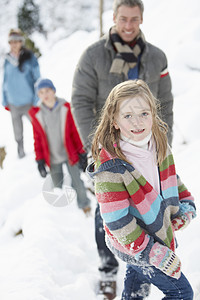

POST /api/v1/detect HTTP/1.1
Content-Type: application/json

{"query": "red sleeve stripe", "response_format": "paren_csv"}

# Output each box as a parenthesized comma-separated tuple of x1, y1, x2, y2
(96, 190, 129, 203)
(170, 237, 175, 252)
(179, 190, 193, 201)
(160, 164, 176, 181)
(129, 181, 154, 205)
(160, 67, 169, 78)
(125, 231, 146, 250)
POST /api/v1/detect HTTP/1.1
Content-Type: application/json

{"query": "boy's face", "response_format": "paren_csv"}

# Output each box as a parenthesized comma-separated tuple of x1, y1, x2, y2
(38, 88, 56, 108)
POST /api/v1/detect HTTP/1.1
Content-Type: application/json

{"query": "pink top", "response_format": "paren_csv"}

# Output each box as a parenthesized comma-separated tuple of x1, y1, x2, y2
(119, 138, 160, 193)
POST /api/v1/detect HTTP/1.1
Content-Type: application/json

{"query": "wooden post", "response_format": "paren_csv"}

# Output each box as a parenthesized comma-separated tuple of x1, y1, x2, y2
(99, 0, 104, 37)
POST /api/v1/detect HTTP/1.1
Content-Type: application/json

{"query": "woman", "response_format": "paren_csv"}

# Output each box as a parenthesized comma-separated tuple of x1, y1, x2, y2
(2, 28, 40, 158)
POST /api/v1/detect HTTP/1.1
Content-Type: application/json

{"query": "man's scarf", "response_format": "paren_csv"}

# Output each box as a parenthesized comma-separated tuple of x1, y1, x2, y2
(109, 26, 146, 76)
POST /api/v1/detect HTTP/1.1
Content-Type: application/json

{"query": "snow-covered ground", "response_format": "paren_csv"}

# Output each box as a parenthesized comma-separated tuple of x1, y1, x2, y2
(0, 0, 200, 299)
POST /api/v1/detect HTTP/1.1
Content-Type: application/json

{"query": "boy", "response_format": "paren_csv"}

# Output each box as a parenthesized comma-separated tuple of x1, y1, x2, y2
(29, 78, 91, 214)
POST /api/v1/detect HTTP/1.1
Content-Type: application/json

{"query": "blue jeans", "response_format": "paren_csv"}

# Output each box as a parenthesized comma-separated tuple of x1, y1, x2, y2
(122, 264, 193, 300)
(50, 161, 90, 209)
(95, 204, 119, 278)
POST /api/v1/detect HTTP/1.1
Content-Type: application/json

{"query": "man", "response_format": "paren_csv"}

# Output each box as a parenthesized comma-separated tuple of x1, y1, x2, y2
(71, 1, 173, 298)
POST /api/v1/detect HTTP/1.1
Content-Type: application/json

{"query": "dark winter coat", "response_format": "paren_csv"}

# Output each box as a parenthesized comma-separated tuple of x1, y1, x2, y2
(71, 33, 174, 150)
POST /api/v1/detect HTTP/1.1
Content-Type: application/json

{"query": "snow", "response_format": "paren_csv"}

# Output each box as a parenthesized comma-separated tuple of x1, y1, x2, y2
(0, 1, 200, 299)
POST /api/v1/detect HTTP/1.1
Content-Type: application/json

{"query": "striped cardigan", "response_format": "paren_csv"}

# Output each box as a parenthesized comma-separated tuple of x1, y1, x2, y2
(88, 146, 196, 265)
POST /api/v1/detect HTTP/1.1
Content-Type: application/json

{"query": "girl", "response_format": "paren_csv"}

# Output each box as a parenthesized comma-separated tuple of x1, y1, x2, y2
(88, 80, 196, 299)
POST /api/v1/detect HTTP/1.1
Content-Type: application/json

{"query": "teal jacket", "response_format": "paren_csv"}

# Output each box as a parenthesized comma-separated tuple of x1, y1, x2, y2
(2, 50, 40, 107)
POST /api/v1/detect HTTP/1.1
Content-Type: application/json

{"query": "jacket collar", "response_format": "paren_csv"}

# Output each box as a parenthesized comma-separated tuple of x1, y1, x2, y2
(87, 147, 134, 178)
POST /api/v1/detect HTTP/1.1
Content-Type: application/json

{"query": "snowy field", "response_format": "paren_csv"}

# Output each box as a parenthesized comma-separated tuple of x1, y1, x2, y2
(0, 0, 200, 299)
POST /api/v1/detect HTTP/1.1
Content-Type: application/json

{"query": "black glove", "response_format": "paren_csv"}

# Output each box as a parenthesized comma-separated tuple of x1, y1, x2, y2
(37, 159, 47, 178)
(78, 152, 88, 172)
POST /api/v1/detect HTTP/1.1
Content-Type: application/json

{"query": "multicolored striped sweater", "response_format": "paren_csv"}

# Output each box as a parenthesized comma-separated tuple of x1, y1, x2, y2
(88, 146, 196, 266)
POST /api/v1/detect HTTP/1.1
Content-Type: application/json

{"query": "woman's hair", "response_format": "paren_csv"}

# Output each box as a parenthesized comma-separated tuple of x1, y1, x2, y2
(8, 29, 32, 72)
(91, 79, 168, 166)
(8, 28, 24, 41)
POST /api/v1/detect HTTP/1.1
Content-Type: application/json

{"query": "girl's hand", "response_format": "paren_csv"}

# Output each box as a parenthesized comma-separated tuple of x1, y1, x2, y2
(149, 242, 181, 280)
(172, 212, 193, 231)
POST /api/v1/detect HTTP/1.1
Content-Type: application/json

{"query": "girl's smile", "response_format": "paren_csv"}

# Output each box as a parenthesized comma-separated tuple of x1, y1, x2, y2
(131, 129, 145, 134)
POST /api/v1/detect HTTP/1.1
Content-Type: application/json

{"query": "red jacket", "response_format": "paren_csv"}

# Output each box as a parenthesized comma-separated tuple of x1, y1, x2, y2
(29, 101, 85, 167)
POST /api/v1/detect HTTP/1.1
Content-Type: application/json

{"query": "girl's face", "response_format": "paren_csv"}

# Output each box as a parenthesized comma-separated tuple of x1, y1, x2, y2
(114, 95, 153, 142)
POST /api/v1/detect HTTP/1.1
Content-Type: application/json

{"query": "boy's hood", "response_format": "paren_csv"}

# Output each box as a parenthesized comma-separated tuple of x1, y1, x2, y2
(87, 148, 133, 179)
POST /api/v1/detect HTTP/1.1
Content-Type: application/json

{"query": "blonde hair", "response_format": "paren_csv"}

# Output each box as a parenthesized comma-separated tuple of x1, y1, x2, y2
(92, 79, 168, 166)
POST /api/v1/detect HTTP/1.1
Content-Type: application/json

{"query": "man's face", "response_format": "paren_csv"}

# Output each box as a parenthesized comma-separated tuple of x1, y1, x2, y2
(113, 5, 143, 43)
